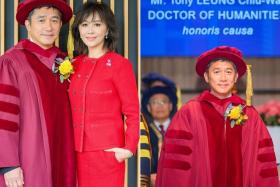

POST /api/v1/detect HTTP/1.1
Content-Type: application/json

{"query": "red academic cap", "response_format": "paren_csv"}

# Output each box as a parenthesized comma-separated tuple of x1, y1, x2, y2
(196, 46, 247, 78)
(16, 0, 73, 25)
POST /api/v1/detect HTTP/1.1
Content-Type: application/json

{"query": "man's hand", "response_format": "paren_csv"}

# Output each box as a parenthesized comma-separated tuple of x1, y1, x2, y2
(105, 148, 133, 162)
(4, 167, 24, 187)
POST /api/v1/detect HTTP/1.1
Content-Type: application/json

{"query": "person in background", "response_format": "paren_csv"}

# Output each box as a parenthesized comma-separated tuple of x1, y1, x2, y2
(141, 73, 178, 120)
(142, 72, 177, 91)
(0, 0, 76, 187)
(141, 86, 177, 186)
(156, 46, 279, 187)
(69, 2, 139, 187)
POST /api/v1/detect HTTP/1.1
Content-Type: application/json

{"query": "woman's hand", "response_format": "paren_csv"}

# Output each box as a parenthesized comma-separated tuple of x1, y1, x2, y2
(4, 167, 24, 187)
(105, 148, 133, 162)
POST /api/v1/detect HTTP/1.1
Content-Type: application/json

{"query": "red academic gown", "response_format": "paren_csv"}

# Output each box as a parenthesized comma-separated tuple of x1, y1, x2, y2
(156, 90, 279, 187)
(0, 39, 76, 187)
(69, 53, 139, 187)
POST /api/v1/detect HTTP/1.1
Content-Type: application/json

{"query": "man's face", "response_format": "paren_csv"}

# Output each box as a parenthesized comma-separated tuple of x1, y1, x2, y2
(204, 60, 238, 99)
(25, 7, 62, 49)
(147, 93, 172, 122)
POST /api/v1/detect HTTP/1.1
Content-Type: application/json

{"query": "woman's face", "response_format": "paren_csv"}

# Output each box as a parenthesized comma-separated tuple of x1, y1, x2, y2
(78, 13, 108, 51)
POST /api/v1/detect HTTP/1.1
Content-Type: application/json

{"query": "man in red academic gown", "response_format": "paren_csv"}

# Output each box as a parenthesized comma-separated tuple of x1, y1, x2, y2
(156, 46, 279, 187)
(0, 0, 75, 187)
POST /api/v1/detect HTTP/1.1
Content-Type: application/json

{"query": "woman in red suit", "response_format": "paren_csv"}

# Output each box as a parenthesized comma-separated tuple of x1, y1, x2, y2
(69, 2, 139, 187)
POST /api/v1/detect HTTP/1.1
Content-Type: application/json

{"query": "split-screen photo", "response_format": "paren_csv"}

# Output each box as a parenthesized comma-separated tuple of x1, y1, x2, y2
(0, 0, 279, 187)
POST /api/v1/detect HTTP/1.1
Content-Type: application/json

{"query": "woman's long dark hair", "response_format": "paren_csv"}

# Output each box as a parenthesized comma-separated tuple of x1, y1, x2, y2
(72, 2, 118, 55)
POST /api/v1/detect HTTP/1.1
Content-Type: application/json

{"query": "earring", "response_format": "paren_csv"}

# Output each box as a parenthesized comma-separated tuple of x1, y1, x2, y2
(105, 34, 108, 39)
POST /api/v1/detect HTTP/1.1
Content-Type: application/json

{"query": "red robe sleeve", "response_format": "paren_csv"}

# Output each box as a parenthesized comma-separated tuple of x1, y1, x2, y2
(244, 107, 279, 186)
(0, 55, 20, 168)
(113, 58, 139, 153)
(156, 105, 195, 187)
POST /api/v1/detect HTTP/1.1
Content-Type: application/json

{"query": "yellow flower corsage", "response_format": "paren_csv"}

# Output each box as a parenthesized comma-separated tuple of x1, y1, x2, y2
(224, 104, 248, 128)
(52, 57, 74, 83)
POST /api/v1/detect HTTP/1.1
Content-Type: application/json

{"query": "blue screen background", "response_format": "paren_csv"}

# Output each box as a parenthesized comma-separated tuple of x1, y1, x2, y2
(141, 1, 280, 57)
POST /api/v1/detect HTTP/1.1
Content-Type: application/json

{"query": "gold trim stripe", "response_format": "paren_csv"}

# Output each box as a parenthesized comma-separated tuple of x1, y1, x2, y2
(69, 0, 74, 8)
(0, 0, 5, 55)
(124, 159, 128, 187)
(140, 122, 146, 129)
(110, 0, 115, 13)
(140, 150, 151, 158)
(124, 1, 129, 186)
(123, 0, 128, 58)
(14, 0, 19, 45)
(140, 136, 149, 144)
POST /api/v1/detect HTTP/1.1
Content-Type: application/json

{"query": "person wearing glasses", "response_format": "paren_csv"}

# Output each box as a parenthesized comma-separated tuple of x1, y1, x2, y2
(142, 86, 177, 186)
